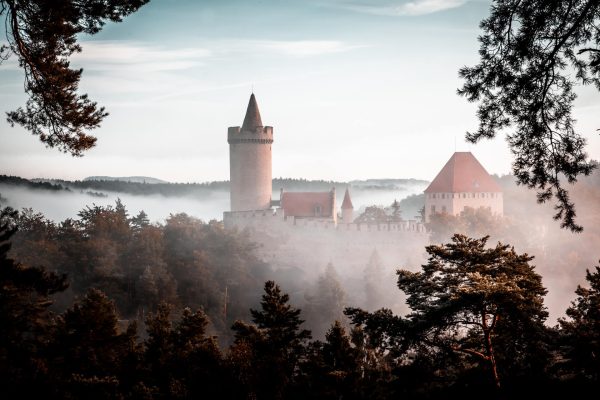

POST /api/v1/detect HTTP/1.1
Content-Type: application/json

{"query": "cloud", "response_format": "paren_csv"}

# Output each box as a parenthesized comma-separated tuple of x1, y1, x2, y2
(250, 40, 365, 57)
(40, 39, 365, 99)
(72, 38, 361, 72)
(72, 41, 212, 72)
(330, 0, 469, 16)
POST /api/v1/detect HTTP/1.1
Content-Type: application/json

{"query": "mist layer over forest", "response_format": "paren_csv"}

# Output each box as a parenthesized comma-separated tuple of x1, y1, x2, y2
(0, 176, 428, 222)
(2, 170, 600, 330)
(1, 170, 600, 399)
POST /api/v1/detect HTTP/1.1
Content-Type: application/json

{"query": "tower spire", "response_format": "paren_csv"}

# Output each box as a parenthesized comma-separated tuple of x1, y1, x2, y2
(241, 93, 263, 131)
(341, 188, 354, 209)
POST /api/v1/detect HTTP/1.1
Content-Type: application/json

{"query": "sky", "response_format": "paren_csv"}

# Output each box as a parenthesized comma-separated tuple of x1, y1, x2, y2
(1, 0, 599, 183)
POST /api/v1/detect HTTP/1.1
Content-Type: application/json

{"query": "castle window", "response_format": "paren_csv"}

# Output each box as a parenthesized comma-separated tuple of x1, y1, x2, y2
(314, 204, 322, 217)
(431, 205, 436, 213)
(463, 193, 466, 198)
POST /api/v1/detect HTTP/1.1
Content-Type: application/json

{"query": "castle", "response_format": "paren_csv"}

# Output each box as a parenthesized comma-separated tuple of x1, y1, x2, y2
(222, 94, 502, 290)
(424, 152, 503, 222)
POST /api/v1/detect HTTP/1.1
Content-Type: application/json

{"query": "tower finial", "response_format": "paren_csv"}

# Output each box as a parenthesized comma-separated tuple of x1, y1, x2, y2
(241, 93, 263, 131)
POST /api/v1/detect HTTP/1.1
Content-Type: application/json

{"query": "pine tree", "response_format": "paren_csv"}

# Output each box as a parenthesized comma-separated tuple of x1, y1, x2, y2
(397, 234, 549, 389)
(364, 250, 385, 311)
(0, 0, 149, 155)
(143, 304, 224, 399)
(230, 280, 311, 399)
(0, 207, 68, 398)
(305, 263, 347, 338)
(558, 263, 600, 384)
(53, 288, 139, 399)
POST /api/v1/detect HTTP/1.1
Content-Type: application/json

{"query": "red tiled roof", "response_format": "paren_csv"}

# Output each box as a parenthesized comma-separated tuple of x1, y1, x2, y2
(424, 152, 502, 193)
(341, 188, 353, 209)
(282, 192, 333, 218)
(241, 93, 263, 131)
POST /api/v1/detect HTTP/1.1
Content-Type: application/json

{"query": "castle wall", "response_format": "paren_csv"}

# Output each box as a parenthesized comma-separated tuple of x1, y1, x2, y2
(223, 209, 429, 282)
(424, 193, 454, 221)
(228, 126, 273, 211)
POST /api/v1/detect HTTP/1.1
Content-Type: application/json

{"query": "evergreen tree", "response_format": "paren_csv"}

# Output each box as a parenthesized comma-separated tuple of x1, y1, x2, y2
(364, 250, 385, 311)
(0, 207, 68, 398)
(300, 321, 362, 399)
(397, 234, 549, 390)
(143, 304, 224, 399)
(389, 199, 402, 222)
(459, 0, 599, 231)
(0, 0, 149, 155)
(53, 288, 139, 399)
(321, 321, 361, 397)
(304, 263, 347, 338)
(558, 263, 600, 384)
(230, 280, 311, 399)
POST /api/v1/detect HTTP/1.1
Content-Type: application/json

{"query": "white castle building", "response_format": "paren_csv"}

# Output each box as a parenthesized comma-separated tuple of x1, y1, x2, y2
(424, 152, 503, 222)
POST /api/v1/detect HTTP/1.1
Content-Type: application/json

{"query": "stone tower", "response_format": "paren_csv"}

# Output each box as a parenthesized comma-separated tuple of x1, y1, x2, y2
(228, 94, 273, 212)
(341, 188, 354, 223)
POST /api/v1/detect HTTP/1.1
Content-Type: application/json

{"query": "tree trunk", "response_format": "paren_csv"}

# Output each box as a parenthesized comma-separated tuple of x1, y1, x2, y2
(482, 311, 501, 389)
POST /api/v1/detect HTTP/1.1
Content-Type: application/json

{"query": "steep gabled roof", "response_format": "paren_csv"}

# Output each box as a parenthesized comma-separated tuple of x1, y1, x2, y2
(241, 93, 263, 131)
(281, 192, 334, 218)
(424, 152, 502, 193)
(341, 188, 354, 209)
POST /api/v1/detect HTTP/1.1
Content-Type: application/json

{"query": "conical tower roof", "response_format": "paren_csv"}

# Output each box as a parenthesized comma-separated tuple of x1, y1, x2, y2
(341, 188, 354, 209)
(424, 152, 501, 193)
(241, 93, 263, 131)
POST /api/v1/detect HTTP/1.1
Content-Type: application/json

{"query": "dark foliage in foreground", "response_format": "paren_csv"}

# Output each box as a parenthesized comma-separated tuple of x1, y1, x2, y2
(1, 207, 599, 398)
(5, 200, 271, 342)
(459, 0, 600, 231)
(0, 0, 149, 155)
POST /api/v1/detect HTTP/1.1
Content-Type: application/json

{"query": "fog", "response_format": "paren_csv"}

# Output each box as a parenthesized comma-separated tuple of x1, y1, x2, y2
(1, 174, 599, 334)
(0, 180, 427, 223)
(0, 184, 230, 223)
